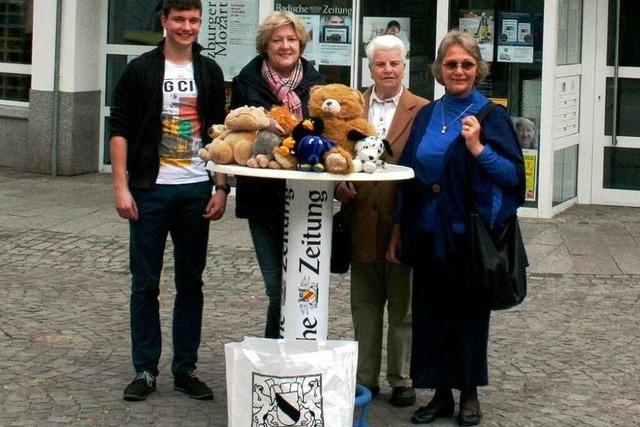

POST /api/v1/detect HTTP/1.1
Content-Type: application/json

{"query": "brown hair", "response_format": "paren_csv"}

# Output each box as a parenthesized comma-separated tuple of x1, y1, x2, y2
(256, 11, 310, 55)
(431, 30, 490, 86)
(162, 0, 202, 16)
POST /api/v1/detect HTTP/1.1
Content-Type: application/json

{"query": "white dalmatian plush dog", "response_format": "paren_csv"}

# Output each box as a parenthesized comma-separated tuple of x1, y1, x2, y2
(348, 130, 393, 173)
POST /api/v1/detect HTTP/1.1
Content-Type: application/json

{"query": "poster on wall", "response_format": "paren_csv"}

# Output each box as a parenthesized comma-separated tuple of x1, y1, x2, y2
(458, 10, 494, 62)
(275, 0, 353, 67)
(198, 1, 259, 81)
(523, 149, 538, 202)
(362, 16, 411, 53)
(513, 116, 538, 150)
(496, 12, 534, 63)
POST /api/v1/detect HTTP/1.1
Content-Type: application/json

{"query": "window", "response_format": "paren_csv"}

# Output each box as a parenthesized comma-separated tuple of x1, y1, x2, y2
(107, 0, 163, 46)
(0, 0, 32, 102)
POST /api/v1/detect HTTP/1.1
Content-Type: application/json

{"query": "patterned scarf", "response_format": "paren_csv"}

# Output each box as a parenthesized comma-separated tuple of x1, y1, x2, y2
(261, 59, 304, 119)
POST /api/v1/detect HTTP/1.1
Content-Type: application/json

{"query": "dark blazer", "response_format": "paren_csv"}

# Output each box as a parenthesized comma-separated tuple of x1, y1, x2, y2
(346, 87, 428, 262)
(110, 40, 226, 189)
(230, 56, 326, 220)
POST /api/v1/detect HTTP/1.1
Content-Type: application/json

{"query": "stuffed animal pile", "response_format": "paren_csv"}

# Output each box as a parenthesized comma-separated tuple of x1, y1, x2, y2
(201, 83, 393, 174)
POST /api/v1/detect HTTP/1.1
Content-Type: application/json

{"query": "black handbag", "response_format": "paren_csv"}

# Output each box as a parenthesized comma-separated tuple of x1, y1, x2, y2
(463, 102, 527, 310)
(465, 211, 527, 310)
(330, 207, 351, 274)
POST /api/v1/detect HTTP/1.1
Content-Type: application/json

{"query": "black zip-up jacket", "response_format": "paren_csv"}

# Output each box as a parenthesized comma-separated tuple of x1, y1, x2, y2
(230, 55, 326, 219)
(110, 40, 226, 189)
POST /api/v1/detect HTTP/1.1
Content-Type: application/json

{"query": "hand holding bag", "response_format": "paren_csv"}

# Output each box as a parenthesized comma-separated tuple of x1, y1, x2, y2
(464, 102, 528, 310)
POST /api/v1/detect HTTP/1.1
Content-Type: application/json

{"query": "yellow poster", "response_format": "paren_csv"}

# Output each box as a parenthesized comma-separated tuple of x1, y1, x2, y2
(523, 149, 538, 201)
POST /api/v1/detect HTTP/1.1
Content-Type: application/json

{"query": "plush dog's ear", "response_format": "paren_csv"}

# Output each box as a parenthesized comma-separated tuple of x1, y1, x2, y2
(347, 129, 367, 141)
(383, 139, 393, 156)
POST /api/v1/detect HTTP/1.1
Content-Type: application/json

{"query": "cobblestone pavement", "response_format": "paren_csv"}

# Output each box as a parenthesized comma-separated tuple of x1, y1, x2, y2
(0, 169, 639, 426)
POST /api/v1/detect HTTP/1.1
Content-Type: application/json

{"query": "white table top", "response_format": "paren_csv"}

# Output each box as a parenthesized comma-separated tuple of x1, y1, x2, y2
(205, 162, 414, 182)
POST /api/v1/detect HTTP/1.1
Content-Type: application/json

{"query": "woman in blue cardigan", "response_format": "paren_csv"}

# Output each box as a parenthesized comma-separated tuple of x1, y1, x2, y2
(387, 30, 525, 426)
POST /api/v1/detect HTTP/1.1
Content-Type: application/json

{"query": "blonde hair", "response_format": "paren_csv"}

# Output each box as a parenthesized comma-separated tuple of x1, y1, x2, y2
(431, 30, 490, 86)
(256, 11, 310, 55)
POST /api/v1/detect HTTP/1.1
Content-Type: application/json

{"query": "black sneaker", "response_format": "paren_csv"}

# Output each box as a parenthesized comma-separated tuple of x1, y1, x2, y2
(174, 371, 213, 400)
(123, 371, 156, 401)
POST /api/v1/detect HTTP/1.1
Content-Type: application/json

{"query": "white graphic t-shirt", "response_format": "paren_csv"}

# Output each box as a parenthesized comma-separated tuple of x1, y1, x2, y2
(156, 60, 209, 184)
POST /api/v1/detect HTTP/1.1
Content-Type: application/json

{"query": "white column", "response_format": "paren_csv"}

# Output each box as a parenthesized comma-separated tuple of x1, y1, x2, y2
(280, 179, 334, 341)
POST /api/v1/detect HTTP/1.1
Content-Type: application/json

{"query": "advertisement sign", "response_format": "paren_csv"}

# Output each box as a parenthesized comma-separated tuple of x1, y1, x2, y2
(496, 12, 534, 63)
(362, 16, 411, 53)
(275, 0, 353, 67)
(523, 149, 538, 202)
(280, 180, 333, 340)
(199, 1, 260, 81)
(458, 10, 494, 62)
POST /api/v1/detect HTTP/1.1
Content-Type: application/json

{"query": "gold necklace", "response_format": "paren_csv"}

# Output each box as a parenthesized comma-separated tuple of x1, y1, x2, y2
(440, 99, 474, 134)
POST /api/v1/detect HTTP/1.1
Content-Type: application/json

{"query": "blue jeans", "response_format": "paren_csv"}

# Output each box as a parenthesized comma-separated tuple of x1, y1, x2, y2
(248, 217, 283, 338)
(129, 181, 211, 377)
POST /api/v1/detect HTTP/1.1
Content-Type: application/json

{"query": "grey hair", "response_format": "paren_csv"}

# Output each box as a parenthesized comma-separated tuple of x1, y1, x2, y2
(366, 35, 407, 66)
(431, 30, 490, 85)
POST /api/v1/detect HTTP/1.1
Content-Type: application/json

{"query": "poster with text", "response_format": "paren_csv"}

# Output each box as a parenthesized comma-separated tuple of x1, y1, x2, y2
(362, 17, 411, 54)
(458, 10, 494, 62)
(275, 0, 353, 67)
(198, 1, 259, 81)
(496, 11, 534, 63)
(523, 149, 538, 202)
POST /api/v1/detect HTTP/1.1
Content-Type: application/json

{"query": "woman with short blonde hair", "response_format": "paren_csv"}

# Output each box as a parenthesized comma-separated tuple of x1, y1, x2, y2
(230, 11, 325, 339)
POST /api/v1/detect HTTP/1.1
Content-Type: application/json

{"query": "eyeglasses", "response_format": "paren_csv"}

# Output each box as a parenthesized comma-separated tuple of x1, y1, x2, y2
(442, 60, 477, 71)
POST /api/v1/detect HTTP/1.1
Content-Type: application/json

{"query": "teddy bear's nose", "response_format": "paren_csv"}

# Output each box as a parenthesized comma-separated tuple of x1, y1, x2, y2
(326, 100, 333, 105)
(368, 155, 374, 160)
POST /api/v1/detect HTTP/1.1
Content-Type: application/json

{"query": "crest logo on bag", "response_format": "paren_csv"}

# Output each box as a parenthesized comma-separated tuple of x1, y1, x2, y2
(251, 373, 324, 427)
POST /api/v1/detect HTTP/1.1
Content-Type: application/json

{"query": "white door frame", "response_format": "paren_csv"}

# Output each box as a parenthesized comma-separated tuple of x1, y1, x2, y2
(590, 0, 640, 206)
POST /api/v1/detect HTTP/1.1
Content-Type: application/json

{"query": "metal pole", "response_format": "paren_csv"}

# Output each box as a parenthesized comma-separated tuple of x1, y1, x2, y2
(51, 0, 63, 176)
(611, 0, 621, 146)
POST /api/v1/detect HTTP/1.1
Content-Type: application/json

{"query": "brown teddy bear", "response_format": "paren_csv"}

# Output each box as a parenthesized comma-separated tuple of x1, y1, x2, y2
(246, 105, 300, 169)
(198, 106, 271, 166)
(307, 84, 376, 174)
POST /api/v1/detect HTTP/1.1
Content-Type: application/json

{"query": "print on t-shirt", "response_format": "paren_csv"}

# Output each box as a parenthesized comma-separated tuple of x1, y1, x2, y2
(156, 61, 208, 184)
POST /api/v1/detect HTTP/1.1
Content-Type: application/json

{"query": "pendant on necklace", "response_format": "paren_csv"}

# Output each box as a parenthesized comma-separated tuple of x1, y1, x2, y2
(441, 126, 447, 134)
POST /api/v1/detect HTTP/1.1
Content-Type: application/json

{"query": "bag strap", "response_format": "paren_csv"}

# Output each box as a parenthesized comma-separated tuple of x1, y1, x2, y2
(464, 101, 497, 213)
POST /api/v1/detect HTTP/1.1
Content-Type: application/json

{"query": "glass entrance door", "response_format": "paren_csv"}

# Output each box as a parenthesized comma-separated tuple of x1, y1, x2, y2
(592, 0, 640, 205)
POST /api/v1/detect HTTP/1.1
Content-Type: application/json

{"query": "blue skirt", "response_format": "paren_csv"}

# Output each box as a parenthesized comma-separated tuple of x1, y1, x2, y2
(410, 234, 490, 391)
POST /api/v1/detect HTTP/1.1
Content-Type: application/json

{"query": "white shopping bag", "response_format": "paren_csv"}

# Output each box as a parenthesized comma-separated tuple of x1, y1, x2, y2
(225, 337, 358, 427)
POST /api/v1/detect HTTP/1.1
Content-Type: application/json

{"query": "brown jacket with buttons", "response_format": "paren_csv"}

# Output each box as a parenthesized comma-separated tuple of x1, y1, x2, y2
(344, 86, 429, 263)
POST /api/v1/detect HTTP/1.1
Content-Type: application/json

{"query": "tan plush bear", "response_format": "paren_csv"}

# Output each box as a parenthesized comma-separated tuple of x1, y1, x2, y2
(307, 84, 376, 174)
(198, 106, 271, 166)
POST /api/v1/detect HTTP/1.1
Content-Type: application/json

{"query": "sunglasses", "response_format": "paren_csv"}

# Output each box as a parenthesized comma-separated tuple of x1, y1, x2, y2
(442, 60, 477, 71)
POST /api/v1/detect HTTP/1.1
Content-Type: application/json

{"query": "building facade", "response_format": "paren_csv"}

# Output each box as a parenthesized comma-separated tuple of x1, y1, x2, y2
(0, 0, 638, 218)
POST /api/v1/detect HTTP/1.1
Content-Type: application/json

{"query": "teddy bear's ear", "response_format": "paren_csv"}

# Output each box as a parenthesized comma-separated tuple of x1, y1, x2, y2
(309, 85, 322, 95)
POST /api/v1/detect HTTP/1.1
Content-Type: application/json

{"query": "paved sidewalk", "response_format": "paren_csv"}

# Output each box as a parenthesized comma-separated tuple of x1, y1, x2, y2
(0, 168, 639, 426)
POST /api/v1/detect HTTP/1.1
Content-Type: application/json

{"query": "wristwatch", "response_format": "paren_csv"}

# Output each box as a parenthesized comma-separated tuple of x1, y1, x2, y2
(215, 184, 231, 194)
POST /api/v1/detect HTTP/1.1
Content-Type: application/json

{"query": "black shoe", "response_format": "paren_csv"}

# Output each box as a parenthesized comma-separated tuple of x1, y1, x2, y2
(411, 389, 455, 424)
(174, 371, 213, 400)
(390, 386, 416, 407)
(458, 392, 482, 426)
(123, 371, 156, 401)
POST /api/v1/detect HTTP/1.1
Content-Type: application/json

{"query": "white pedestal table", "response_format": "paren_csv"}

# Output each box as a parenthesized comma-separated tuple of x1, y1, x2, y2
(206, 162, 414, 340)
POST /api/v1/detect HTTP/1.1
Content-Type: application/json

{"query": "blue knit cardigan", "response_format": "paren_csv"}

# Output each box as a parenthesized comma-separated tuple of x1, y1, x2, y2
(396, 99, 525, 264)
